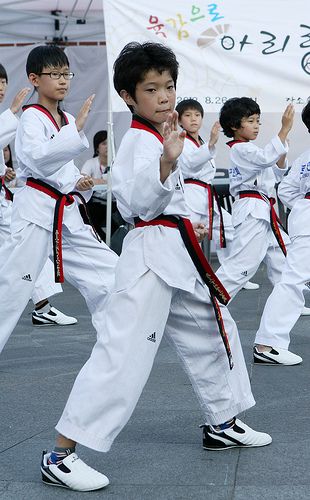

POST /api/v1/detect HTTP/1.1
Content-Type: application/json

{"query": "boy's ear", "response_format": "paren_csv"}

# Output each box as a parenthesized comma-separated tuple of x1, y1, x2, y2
(28, 73, 40, 88)
(120, 89, 135, 107)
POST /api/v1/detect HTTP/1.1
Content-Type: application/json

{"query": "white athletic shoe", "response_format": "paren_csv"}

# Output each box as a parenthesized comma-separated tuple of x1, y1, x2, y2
(242, 281, 260, 290)
(41, 451, 109, 491)
(253, 346, 302, 365)
(201, 418, 272, 450)
(32, 306, 78, 326)
(301, 306, 310, 316)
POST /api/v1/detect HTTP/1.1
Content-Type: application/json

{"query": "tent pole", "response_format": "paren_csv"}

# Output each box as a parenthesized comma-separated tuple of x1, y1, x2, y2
(106, 83, 115, 247)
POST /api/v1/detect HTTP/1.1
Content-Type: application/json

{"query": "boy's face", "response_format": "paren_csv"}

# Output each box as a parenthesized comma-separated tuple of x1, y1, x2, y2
(179, 108, 203, 135)
(234, 113, 260, 141)
(0, 77, 7, 103)
(121, 69, 176, 132)
(3, 146, 10, 164)
(29, 65, 70, 102)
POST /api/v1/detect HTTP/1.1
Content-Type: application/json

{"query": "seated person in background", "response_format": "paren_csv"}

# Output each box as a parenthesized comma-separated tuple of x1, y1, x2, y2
(80, 130, 124, 240)
(81, 130, 108, 184)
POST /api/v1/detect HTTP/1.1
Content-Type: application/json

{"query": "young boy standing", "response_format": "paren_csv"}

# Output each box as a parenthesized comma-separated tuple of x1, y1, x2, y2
(0, 62, 77, 327)
(0, 46, 118, 350)
(215, 97, 302, 365)
(176, 98, 259, 290)
(41, 42, 271, 492)
(254, 101, 310, 361)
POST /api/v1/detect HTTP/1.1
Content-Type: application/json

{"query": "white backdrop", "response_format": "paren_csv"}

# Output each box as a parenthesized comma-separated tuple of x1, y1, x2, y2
(103, 0, 310, 168)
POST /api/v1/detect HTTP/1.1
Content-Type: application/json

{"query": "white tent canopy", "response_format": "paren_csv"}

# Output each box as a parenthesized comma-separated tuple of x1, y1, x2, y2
(0, 0, 105, 43)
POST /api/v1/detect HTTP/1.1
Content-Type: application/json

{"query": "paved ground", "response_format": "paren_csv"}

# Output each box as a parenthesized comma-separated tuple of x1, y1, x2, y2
(0, 262, 309, 500)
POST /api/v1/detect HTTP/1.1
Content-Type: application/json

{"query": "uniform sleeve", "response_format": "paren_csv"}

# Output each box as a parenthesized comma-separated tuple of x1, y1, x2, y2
(16, 110, 89, 177)
(231, 136, 288, 180)
(112, 132, 180, 220)
(0, 108, 18, 150)
(178, 141, 215, 178)
(278, 160, 303, 210)
(81, 159, 93, 176)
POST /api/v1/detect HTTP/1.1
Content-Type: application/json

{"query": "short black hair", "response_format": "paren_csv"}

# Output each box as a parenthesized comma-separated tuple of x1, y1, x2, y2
(176, 99, 204, 119)
(219, 97, 261, 138)
(113, 41, 178, 111)
(4, 144, 12, 169)
(0, 63, 8, 83)
(302, 101, 310, 134)
(26, 45, 69, 76)
(93, 130, 107, 157)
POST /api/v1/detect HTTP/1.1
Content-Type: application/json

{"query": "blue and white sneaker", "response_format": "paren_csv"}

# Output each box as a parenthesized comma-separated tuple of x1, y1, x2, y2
(201, 418, 272, 450)
(41, 451, 109, 491)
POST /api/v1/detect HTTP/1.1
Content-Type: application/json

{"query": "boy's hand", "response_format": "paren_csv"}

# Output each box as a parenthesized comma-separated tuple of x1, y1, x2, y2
(278, 104, 295, 146)
(75, 94, 95, 132)
(208, 121, 221, 148)
(10, 88, 31, 114)
(75, 174, 94, 191)
(192, 222, 208, 242)
(4, 167, 16, 182)
(160, 111, 186, 183)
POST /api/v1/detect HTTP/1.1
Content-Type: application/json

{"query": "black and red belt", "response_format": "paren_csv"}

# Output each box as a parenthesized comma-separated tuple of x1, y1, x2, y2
(184, 179, 226, 248)
(134, 214, 233, 369)
(0, 176, 14, 201)
(238, 190, 287, 256)
(26, 177, 100, 283)
(304, 192, 310, 200)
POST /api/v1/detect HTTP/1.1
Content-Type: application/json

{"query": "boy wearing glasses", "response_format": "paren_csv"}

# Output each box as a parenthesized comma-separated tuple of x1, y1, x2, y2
(0, 45, 117, 350)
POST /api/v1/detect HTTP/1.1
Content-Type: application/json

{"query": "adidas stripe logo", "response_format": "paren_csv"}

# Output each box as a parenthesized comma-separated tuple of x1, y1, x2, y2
(241, 271, 248, 277)
(22, 274, 32, 282)
(147, 332, 156, 343)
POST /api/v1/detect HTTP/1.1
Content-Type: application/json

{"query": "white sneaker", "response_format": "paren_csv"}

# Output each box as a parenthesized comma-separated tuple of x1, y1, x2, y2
(41, 451, 109, 491)
(32, 306, 78, 326)
(201, 418, 272, 450)
(243, 281, 260, 290)
(301, 306, 310, 316)
(253, 346, 302, 365)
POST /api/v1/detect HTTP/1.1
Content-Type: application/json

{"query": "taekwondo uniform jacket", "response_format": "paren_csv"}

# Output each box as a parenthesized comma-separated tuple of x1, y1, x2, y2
(178, 135, 218, 217)
(0, 108, 18, 226)
(112, 119, 202, 294)
(227, 136, 288, 228)
(278, 148, 310, 238)
(12, 106, 90, 234)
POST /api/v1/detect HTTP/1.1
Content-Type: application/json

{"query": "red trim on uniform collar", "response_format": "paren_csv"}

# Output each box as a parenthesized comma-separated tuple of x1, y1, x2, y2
(22, 104, 69, 131)
(226, 139, 249, 148)
(131, 114, 163, 144)
(186, 132, 204, 147)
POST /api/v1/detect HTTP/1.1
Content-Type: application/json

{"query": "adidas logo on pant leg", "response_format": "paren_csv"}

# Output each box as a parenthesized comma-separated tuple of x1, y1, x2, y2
(22, 274, 32, 282)
(147, 332, 156, 343)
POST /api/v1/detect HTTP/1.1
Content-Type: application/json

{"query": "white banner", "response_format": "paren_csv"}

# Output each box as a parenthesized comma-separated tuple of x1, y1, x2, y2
(103, 0, 310, 113)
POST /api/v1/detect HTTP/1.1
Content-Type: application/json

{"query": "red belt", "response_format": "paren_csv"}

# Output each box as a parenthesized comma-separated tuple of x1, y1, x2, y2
(0, 176, 14, 201)
(26, 177, 100, 283)
(134, 215, 233, 369)
(184, 179, 226, 248)
(239, 190, 287, 256)
(304, 192, 310, 199)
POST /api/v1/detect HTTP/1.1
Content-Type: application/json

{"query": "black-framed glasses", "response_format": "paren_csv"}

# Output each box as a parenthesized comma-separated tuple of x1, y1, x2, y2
(39, 71, 75, 80)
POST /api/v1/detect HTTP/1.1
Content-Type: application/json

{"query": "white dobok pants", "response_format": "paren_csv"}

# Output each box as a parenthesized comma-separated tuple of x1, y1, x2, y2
(0, 220, 117, 352)
(56, 267, 255, 453)
(255, 235, 309, 349)
(0, 216, 62, 305)
(216, 215, 289, 300)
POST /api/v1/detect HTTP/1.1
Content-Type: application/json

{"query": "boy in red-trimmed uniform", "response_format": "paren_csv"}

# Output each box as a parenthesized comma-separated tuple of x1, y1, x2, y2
(41, 42, 271, 493)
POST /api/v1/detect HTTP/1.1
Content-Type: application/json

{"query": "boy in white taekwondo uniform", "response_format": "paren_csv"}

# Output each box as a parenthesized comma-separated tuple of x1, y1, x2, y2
(0, 63, 77, 326)
(214, 98, 304, 365)
(0, 45, 117, 351)
(41, 42, 271, 493)
(175, 98, 259, 290)
(254, 101, 310, 363)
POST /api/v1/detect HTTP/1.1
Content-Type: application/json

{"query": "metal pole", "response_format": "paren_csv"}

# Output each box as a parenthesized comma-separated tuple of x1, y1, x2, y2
(105, 83, 115, 246)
